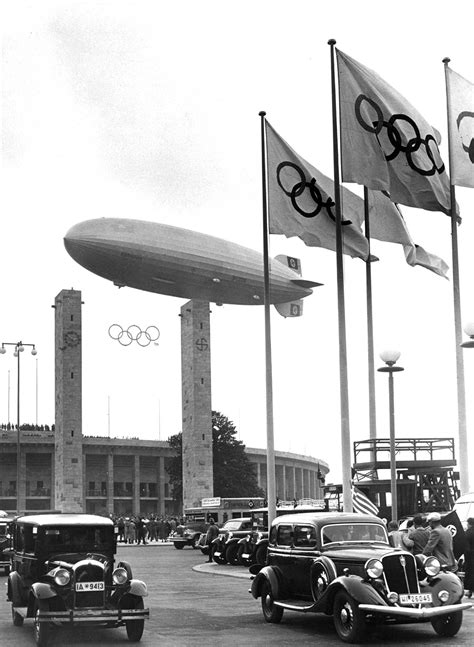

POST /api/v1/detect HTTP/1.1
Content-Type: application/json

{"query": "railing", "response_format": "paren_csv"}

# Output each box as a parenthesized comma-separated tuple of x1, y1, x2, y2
(353, 437, 456, 464)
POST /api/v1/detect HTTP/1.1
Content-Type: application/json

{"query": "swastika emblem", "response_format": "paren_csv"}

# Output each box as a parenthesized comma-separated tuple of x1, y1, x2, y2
(196, 338, 209, 351)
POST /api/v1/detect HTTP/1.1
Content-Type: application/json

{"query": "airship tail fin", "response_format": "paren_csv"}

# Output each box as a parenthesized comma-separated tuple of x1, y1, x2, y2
(274, 254, 302, 275)
(274, 300, 304, 318)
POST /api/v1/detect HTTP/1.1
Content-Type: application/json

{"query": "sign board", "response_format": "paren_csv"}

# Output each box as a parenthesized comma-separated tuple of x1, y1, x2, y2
(201, 497, 221, 507)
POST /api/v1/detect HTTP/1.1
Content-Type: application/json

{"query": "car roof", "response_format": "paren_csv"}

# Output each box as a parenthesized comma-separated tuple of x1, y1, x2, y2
(224, 517, 251, 523)
(14, 513, 114, 527)
(272, 512, 384, 526)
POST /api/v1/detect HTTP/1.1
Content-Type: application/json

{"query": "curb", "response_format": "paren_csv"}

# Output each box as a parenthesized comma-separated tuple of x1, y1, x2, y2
(192, 562, 251, 579)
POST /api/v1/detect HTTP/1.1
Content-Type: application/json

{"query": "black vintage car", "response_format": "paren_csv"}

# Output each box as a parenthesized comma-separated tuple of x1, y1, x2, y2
(171, 522, 207, 550)
(250, 512, 472, 643)
(212, 518, 254, 564)
(7, 513, 149, 646)
(0, 515, 13, 574)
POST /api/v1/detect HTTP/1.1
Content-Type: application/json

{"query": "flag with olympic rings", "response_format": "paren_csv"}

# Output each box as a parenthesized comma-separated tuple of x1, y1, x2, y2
(265, 120, 370, 260)
(337, 49, 452, 215)
(446, 66, 474, 189)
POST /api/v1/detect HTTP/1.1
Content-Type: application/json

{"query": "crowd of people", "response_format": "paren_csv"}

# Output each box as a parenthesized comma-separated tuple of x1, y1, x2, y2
(112, 515, 184, 544)
(387, 512, 474, 598)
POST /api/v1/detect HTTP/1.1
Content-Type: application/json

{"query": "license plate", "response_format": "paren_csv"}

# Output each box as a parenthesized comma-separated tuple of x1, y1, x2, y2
(75, 581, 105, 592)
(213, 551, 221, 558)
(242, 553, 250, 559)
(399, 593, 432, 604)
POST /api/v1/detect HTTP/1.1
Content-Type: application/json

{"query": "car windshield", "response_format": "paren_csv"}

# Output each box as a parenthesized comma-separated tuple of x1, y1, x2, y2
(222, 520, 246, 531)
(40, 525, 115, 553)
(322, 523, 388, 544)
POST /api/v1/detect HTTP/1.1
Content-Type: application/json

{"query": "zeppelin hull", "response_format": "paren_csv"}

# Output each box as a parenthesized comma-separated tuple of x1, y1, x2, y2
(64, 218, 315, 306)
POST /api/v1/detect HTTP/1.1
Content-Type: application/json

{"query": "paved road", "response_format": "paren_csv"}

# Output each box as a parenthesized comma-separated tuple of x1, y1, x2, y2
(1, 543, 473, 646)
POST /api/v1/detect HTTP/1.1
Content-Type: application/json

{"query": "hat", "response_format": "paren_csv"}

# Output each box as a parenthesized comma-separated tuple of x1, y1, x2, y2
(427, 512, 441, 522)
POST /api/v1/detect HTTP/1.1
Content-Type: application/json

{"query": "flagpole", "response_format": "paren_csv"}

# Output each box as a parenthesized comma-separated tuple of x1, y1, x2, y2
(443, 57, 469, 495)
(259, 110, 277, 526)
(364, 187, 377, 444)
(328, 39, 353, 513)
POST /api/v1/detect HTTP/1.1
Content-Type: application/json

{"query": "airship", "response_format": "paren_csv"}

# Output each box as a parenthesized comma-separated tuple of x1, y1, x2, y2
(64, 218, 321, 316)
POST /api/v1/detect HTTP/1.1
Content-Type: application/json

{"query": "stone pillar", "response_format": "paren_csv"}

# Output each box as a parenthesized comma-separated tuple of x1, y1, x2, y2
(133, 455, 140, 515)
(54, 289, 83, 512)
(107, 454, 114, 514)
(159, 456, 166, 516)
(181, 300, 213, 510)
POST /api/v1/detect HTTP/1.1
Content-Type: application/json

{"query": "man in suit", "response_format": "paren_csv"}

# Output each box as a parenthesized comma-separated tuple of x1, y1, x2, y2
(423, 512, 457, 571)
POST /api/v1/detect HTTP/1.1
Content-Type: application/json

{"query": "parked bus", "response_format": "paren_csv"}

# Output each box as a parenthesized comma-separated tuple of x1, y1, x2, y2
(184, 497, 265, 526)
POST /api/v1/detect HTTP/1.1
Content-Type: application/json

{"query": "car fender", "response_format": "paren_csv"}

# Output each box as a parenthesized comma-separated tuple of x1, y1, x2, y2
(310, 556, 338, 603)
(256, 538, 269, 548)
(325, 575, 386, 610)
(7, 570, 25, 606)
(31, 582, 57, 600)
(250, 565, 282, 600)
(423, 571, 464, 606)
(237, 536, 248, 546)
(225, 537, 239, 549)
(129, 579, 148, 597)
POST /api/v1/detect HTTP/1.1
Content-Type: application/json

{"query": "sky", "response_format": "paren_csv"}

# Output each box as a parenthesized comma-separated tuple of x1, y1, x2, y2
(1, 0, 473, 489)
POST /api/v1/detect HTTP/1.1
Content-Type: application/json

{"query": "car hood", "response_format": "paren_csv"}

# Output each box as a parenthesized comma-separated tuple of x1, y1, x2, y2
(322, 544, 399, 562)
(46, 552, 111, 567)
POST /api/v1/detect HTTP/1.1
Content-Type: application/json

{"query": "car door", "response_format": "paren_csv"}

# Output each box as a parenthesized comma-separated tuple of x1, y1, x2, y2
(292, 523, 319, 599)
(271, 523, 299, 597)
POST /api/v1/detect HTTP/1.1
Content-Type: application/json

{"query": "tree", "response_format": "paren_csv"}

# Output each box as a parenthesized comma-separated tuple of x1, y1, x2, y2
(166, 411, 264, 504)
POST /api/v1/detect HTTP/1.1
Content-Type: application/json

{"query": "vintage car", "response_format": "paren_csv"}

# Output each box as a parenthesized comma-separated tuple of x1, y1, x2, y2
(7, 513, 149, 646)
(0, 516, 14, 575)
(212, 517, 254, 564)
(250, 512, 472, 643)
(171, 522, 207, 550)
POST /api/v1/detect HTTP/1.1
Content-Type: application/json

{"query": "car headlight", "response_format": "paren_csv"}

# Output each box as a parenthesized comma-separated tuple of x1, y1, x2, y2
(112, 567, 129, 585)
(424, 556, 441, 577)
(365, 558, 383, 579)
(54, 568, 71, 586)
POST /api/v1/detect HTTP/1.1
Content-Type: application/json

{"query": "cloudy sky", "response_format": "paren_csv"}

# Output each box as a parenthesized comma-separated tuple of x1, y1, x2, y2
(1, 0, 473, 488)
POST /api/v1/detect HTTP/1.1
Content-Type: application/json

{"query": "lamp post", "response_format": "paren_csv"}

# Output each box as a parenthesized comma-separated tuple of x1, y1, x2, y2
(0, 341, 37, 512)
(377, 350, 404, 522)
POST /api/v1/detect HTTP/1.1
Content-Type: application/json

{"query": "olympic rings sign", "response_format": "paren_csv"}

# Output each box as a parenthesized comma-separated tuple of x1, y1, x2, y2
(354, 94, 445, 177)
(276, 162, 352, 225)
(108, 324, 160, 347)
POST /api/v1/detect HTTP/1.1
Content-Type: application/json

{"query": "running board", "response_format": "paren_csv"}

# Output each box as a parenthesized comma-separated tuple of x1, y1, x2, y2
(274, 599, 315, 612)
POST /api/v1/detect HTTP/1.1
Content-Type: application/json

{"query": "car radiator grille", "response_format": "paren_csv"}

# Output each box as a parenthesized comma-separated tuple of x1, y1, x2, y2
(382, 553, 419, 594)
(74, 564, 105, 608)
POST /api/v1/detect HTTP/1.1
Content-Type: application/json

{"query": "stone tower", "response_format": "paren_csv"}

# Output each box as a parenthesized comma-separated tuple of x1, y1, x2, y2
(54, 289, 84, 512)
(181, 300, 213, 509)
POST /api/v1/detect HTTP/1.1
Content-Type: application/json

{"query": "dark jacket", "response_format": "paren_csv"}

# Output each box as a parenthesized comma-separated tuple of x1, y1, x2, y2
(423, 524, 457, 570)
(205, 523, 219, 545)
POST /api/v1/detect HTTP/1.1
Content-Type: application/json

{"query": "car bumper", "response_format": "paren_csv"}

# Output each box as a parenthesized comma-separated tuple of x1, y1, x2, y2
(359, 601, 472, 619)
(37, 608, 150, 624)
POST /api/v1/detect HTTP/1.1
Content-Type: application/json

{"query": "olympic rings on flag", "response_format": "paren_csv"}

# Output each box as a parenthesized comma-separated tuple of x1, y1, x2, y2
(354, 94, 445, 176)
(276, 162, 352, 225)
(457, 111, 474, 162)
(108, 324, 160, 347)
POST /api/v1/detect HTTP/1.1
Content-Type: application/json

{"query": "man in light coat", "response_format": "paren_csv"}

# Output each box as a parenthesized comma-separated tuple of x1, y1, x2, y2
(423, 512, 457, 571)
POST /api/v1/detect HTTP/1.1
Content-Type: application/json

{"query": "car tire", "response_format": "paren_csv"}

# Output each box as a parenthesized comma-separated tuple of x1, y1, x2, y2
(261, 579, 283, 623)
(213, 547, 227, 564)
(174, 543, 184, 550)
(333, 590, 367, 643)
(125, 597, 145, 642)
(192, 536, 200, 549)
(225, 543, 240, 565)
(311, 557, 337, 602)
(431, 610, 463, 637)
(11, 605, 23, 627)
(33, 600, 50, 647)
(237, 544, 250, 565)
(255, 544, 267, 566)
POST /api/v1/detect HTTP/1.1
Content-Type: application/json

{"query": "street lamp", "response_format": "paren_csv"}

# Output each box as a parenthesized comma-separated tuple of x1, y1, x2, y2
(0, 341, 37, 512)
(377, 349, 404, 522)
(461, 322, 474, 349)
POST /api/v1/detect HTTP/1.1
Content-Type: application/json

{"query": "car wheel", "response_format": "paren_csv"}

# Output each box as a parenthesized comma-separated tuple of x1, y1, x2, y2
(33, 601, 50, 647)
(431, 610, 463, 637)
(125, 597, 145, 642)
(11, 605, 23, 627)
(311, 557, 337, 602)
(192, 536, 200, 549)
(237, 544, 249, 565)
(333, 590, 367, 643)
(174, 543, 184, 550)
(255, 545, 267, 566)
(213, 547, 227, 564)
(261, 579, 283, 623)
(225, 543, 240, 565)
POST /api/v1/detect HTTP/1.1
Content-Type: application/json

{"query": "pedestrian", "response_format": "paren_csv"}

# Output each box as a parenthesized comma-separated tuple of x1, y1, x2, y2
(128, 518, 136, 544)
(148, 516, 158, 542)
(136, 517, 147, 545)
(158, 517, 168, 542)
(464, 517, 474, 598)
(387, 520, 403, 548)
(423, 512, 457, 571)
(205, 518, 219, 562)
(407, 515, 430, 555)
(117, 517, 125, 542)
